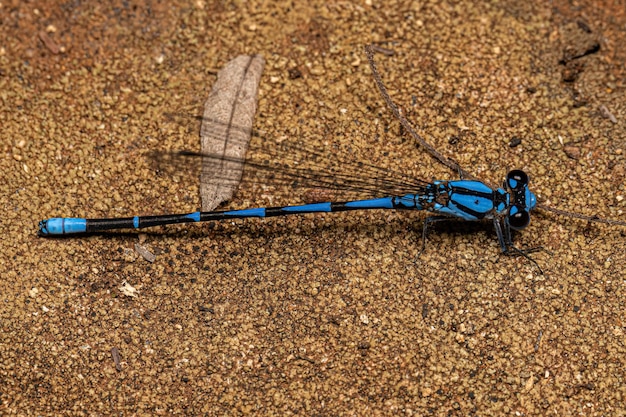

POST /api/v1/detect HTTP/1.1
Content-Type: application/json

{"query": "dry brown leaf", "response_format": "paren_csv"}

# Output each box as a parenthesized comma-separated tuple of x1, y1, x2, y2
(200, 54, 265, 211)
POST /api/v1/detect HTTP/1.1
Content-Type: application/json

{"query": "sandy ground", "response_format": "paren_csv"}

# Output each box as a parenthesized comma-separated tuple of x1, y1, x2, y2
(1, 0, 625, 415)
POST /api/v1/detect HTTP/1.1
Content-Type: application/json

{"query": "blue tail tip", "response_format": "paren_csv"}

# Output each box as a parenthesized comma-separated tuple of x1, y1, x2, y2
(38, 218, 88, 236)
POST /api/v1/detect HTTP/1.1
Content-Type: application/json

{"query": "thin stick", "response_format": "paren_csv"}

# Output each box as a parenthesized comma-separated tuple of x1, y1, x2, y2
(365, 45, 475, 181)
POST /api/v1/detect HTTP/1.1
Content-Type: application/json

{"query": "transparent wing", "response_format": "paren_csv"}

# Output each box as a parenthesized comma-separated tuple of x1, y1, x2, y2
(154, 113, 432, 203)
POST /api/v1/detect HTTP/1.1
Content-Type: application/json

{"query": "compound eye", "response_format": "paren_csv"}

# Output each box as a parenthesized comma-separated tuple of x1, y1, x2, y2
(507, 170, 529, 190)
(508, 207, 531, 230)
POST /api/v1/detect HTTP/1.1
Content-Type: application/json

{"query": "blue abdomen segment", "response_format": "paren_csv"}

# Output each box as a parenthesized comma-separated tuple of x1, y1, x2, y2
(344, 195, 424, 210)
(280, 203, 331, 213)
(345, 197, 394, 209)
(223, 207, 266, 217)
(184, 212, 201, 222)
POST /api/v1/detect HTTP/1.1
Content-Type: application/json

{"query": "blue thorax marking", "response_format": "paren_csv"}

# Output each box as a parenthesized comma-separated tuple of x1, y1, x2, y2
(430, 180, 504, 221)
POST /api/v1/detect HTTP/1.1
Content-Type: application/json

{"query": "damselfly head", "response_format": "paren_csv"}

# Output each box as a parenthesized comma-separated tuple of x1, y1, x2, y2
(505, 170, 536, 230)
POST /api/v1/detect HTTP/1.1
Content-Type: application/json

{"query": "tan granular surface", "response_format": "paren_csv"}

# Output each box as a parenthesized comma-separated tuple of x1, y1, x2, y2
(2, 0, 625, 415)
